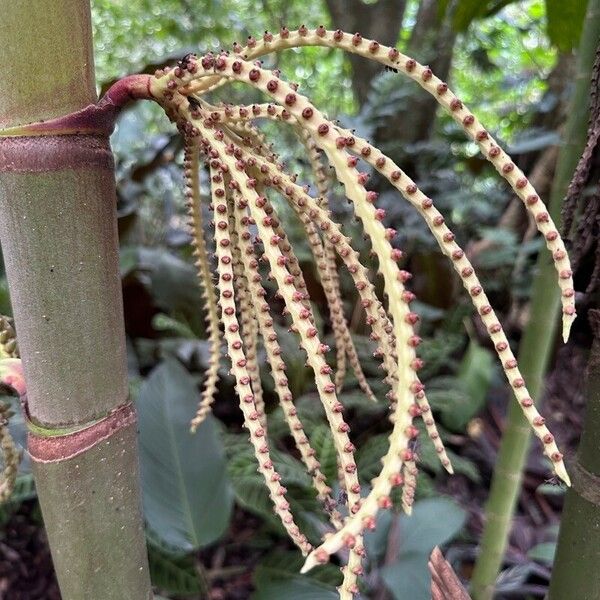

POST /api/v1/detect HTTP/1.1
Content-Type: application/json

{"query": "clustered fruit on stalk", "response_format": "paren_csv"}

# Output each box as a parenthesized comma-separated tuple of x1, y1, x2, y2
(136, 27, 576, 598)
(6, 26, 576, 599)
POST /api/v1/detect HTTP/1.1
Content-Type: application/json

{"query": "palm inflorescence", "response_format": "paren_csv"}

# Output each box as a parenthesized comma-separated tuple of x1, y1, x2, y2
(117, 26, 576, 598)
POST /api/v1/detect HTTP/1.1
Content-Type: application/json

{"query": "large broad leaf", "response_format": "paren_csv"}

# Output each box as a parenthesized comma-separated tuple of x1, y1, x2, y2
(546, 0, 587, 51)
(138, 358, 234, 552)
(398, 498, 466, 555)
(382, 553, 431, 600)
(356, 433, 389, 484)
(380, 498, 466, 600)
(123, 247, 205, 335)
(454, 340, 493, 429)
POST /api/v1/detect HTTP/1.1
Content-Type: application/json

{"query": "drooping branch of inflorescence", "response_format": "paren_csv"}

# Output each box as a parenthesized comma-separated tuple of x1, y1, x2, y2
(103, 27, 577, 598)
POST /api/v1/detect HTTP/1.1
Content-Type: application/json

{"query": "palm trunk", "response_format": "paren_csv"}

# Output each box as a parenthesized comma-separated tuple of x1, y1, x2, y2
(548, 310, 600, 598)
(470, 2, 600, 598)
(0, 2, 152, 598)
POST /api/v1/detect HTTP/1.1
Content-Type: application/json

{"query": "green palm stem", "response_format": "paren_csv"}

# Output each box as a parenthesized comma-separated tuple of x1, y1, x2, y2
(470, 2, 600, 598)
(0, 2, 152, 599)
(548, 310, 600, 598)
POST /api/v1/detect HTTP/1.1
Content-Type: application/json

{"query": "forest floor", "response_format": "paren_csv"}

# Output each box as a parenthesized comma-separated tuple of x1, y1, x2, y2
(0, 343, 587, 600)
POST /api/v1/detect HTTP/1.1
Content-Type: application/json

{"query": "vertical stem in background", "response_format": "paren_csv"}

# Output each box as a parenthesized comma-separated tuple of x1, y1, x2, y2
(0, 2, 152, 599)
(548, 311, 600, 599)
(470, 2, 600, 598)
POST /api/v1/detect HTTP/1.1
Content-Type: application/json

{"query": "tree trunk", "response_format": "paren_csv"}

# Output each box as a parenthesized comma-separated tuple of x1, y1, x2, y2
(0, 2, 152, 599)
(375, 0, 458, 148)
(470, 2, 600, 598)
(548, 309, 600, 598)
(325, 0, 406, 107)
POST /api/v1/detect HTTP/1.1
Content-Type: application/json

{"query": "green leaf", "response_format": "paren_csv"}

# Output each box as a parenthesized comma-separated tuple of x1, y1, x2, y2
(546, 0, 587, 51)
(445, 451, 481, 483)
(7, 473, 36, 503)
(228, 473, 279, 527)
(224, 433, 322, 538)
(310, 424, 338, 484)
(381, 553, 431, 600)
(527, 542, 556, 564)
(152, 313, 196, 339)
(252, 576, 338, 600)
(252, 555, 339, 600)
(381, 498, 466, 600)
(130, 247, 205, 334)
(536, 482, 566, 496)
(255, 551, 342, 588)
(455, 340, 493, 425)
(267, 395, 325, 440)
(451, 0, 518, 32)
(364, 509, 394, 562)
(226, 436, 312, 490)
(356, 433, 389, 484)
(452, 0, 490, 31)
(147, 539, 208, 597)
(137, 358, 234, 552)
(398, 497, 466, 555)
(0, 474, 37, 527)
(145, 526, 189, 559)
(430, 340, 493, 431)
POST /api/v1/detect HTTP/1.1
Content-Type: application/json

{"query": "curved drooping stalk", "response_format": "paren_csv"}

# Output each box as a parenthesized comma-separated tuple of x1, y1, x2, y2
(107, 25, 579, 596)
(206, 159, 311, 554)
(175, 62, 422, 570)
(221, 127, 442, 507)
(183, 142, 223, 431)
(228, 220, 266, 428)
(228, 188, 342, 523)
(182, 28, 576, 343)
(196, 65, 571, 484)
(229, 189, 361, 595)
(228, 117, 375, 401)
(200, 125, 367, 595)
(475, 7, 600, 597)
(150, 49, 572, 573)
(204, 96, 571, 482)
(299, 129, 354, 395)
(215, 129, 453, 482)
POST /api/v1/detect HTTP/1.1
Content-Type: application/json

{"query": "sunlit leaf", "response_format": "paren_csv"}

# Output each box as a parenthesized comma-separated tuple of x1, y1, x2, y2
(546, 0, 587, 51)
